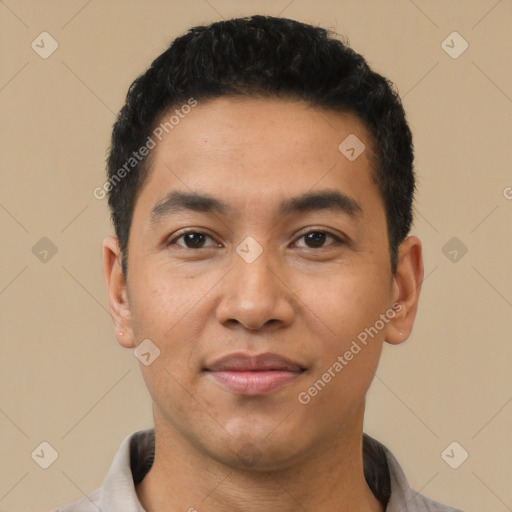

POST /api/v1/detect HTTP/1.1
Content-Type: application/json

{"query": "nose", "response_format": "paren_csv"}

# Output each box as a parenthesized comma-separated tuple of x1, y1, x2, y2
(215, 246, 295, 331)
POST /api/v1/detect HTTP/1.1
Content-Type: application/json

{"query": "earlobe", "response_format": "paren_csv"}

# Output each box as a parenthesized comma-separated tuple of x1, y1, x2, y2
(385, 236, 424, 345)
(102, 236, 135, 348)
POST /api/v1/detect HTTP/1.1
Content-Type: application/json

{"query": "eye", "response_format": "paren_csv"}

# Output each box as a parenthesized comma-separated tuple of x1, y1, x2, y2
(168, 230, 220, 249)
(293, 230, 343, 249)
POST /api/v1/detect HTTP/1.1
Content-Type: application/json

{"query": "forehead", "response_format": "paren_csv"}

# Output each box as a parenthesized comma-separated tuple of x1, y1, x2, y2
(135, 96, 382, 221)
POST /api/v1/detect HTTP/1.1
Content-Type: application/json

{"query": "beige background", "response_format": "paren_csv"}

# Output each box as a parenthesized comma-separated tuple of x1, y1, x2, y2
(1, 1, 511, 511)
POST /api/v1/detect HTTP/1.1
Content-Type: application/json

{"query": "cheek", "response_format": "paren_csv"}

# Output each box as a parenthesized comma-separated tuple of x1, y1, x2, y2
(127, 282, 207, 394)
(297, 329, 383, 423)
(128, 266, 212, 339)
(299, 361, 379, 432)
(297, 265, 391, 346)
(294, 266, 389, 401)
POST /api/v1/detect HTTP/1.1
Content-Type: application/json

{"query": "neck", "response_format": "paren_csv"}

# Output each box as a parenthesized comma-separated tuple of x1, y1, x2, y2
(136, 403, 383, 512)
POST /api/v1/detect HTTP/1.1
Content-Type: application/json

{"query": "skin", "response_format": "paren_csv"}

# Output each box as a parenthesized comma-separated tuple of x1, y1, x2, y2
(103, 97, 423, 512)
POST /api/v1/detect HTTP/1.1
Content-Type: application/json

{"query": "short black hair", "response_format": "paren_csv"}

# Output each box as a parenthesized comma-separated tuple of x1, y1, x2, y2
(106, 15, 415, 276)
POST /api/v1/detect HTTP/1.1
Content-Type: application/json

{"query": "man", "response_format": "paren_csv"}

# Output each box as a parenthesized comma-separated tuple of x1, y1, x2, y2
(58, 15, 461, 512)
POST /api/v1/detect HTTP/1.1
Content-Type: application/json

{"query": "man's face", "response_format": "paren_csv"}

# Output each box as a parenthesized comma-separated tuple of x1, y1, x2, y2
(114, 97, 411, 469)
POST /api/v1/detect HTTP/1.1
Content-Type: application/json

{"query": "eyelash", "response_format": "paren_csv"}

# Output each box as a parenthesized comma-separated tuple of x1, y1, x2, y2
(167, 229, 345, 250)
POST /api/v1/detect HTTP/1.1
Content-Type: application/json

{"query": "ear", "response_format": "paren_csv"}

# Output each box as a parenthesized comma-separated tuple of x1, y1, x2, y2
(385, 235, 424, 345)
(103, 236, 135, 348)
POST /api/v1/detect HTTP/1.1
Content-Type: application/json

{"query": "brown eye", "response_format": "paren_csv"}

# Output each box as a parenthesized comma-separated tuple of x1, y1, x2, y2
(169, 231, 218, 249)
(294, 231, 342, 249)
(182, 232, 207, 248)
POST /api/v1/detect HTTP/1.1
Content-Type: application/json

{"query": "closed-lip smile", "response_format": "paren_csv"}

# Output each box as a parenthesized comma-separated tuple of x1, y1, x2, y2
(204, 352, 306, 395)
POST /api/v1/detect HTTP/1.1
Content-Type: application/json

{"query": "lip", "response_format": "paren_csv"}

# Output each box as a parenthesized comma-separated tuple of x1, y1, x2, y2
(204, 352, 306, 396)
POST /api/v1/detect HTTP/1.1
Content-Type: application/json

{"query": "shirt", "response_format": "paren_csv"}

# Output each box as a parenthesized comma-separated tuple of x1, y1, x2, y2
(55, 428, 463, 512)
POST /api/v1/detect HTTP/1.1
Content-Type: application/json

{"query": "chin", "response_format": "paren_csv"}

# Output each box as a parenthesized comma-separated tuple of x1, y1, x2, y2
(203, 430, 309, 472)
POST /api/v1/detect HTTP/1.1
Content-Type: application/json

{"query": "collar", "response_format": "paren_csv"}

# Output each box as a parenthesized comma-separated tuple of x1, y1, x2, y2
(95, 428, 461, 512)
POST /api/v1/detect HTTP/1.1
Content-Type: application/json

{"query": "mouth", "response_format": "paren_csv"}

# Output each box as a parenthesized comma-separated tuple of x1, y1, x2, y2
(204, 352, 306, 396)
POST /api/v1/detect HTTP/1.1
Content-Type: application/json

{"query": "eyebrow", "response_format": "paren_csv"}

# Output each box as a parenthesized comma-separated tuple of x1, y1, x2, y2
(149, 189, 362, 224)
(150, 190, 231, 223)
(278, 189, 362, 218)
